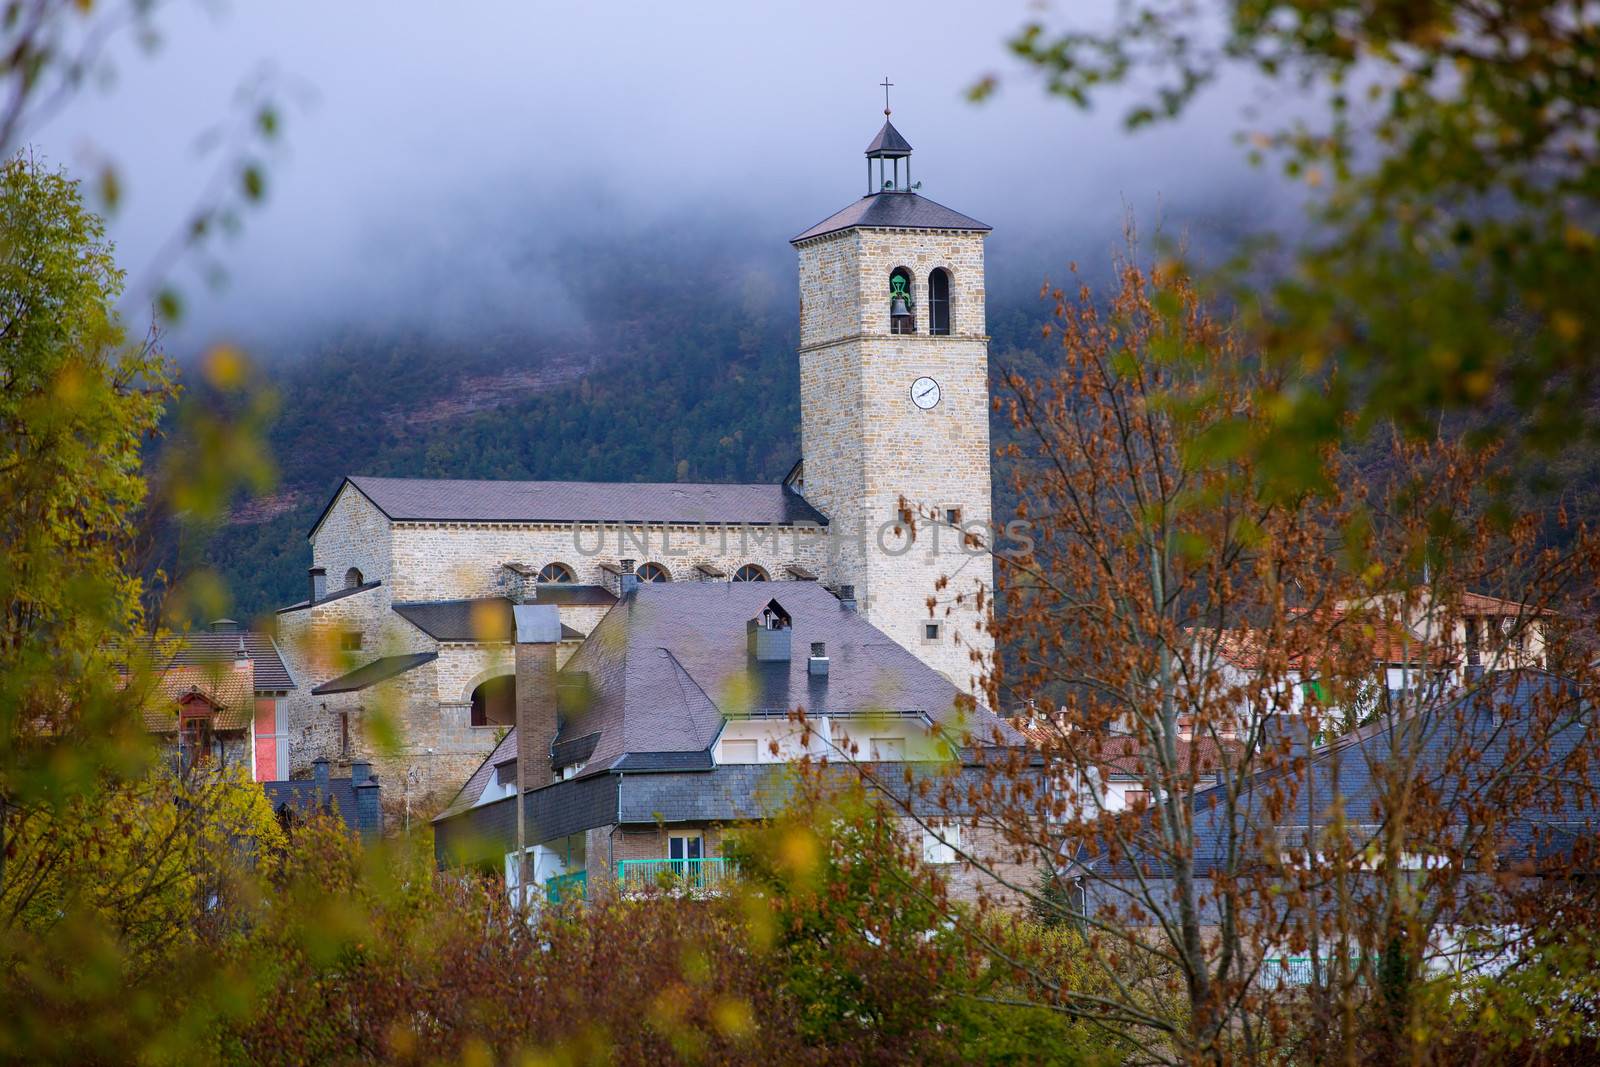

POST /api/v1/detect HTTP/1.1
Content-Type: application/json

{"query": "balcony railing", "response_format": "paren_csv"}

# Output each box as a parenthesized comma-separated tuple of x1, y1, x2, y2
(616, 857, 734, 894)
(545, 869, 587, 905)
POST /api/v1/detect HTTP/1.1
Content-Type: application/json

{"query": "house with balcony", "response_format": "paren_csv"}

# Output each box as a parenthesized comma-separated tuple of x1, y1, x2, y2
(431, 581, 1032, 905)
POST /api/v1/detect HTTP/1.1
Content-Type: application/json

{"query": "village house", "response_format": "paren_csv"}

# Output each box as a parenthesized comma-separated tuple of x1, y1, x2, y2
(1070, 670, 1595, 984)
(135, 619, 296, 780)
(431, 583, 1033, 905)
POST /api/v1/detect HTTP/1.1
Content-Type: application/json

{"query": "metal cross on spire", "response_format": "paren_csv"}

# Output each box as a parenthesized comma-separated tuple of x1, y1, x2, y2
(880, 76, 893, 115)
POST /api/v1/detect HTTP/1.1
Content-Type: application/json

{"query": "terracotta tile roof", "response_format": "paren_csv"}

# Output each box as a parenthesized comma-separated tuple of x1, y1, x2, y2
(1019, 719, 1244, 780)
(139, 663, 255, 732)
(1461, 591, 1540, 616)
(1199, 613, 1451, 671)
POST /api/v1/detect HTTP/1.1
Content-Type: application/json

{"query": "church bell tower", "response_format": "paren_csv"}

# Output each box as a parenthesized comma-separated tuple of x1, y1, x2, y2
(790, 104, 995, 692)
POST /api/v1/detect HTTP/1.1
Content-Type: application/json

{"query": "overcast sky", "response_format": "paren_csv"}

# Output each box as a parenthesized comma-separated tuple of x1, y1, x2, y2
(35, 1, 1293, 351)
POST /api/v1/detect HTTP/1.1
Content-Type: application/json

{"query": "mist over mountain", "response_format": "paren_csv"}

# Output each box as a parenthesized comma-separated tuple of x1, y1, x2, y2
(175, 183, 1281, 619)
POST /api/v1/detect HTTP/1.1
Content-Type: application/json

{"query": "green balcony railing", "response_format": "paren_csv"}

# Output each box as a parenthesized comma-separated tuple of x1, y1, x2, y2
(616, 857, 734, 894)
(545, 869, 587, 905)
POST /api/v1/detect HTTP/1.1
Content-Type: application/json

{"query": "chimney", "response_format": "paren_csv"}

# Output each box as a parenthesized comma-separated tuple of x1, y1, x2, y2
(837, 585, 857, 613)
(353, 774, 381, 839)
(514, 604, 563, 788)
(808, 641, 830, 677)
(747, 599, 793, 662)
(234, 637, 251, 672)
(312, 756, 330, 789)
(618, 558, 639, 596)
(349, 760, 372, 785)
(308, 567, 327, 604)
(210, 618, 240, 633)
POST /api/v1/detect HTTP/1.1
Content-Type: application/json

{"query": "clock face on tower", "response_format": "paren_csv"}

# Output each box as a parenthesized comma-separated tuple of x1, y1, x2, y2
(911, 376, 942, 410)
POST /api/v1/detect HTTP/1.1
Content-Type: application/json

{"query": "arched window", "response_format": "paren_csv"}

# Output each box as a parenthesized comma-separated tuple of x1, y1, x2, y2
(636, 562, 671, 583)
(732, 564, 769, 582)
(538, 562, 575, 583)
(929, 268, 951, 336)
(889, 267, 916, 334)
(470, 675, 516, 728)
(344, 567, 364, 588)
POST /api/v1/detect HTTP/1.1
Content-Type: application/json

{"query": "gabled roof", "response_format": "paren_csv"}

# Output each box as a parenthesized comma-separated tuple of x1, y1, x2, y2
(140, 664, 255, 732)
(164, 630, 295, 690)
(792, 192, 991, 244)
(437, 583, 1017, 819)
(311, 476, 828, 537)
(311, 652, 438, 695)
(393, 598, 583, 643)
(865, 119, 912, 157)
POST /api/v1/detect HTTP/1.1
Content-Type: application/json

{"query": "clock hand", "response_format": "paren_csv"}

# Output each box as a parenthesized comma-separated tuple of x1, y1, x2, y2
(916, 385, 937, 399)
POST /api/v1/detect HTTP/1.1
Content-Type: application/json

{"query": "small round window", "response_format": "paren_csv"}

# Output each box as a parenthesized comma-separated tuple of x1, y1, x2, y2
(636, 562, 671, 583)
(732, 564, 769, 582)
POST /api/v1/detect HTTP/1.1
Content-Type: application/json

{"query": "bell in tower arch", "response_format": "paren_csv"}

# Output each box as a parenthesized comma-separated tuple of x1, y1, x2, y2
(889, 270, 915, 334)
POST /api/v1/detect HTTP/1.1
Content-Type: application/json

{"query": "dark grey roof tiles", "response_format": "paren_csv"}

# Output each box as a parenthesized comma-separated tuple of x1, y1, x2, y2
(547, 582, 1013, 779)
(262, 778, 358, 829)
(393, 598, 583, 643)
(865, 119, 912, 157)
(611, 750, 716, 773)
(528, 584, 617, 607)
(311, 651, 437, 695)
(1088, 672, 1594, 881)
(552, 731, 600, 769)
(792, 192, 991, 244)
(162, 631, 295, 691)
(325, 475, 828, 529)
(276, 580, 382, 615)
(435, 582, 1016, 823)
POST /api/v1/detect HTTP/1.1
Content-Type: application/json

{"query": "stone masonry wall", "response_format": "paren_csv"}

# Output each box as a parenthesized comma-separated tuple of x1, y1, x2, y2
(310, 484, 394, 591)
(386, 522, 834, 603)
(796, 225, 996, 692)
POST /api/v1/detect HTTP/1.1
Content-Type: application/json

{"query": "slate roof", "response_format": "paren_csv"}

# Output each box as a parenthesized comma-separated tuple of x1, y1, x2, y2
(311, 652, 438, 695)
(437, 582, 1016, 819)
(261, 770, 378, 836)
(1085, 671, 1594, 880)
(314, 476, 828, 534)
(865, 119, 912, 157)
(792, 192, 991, 244)
(276, 580, 382, 615)
(551, 731, 600, 769)
(165, 630, 295, 690)
(393, 598, 583, 643)
(525, 584, 617, 607)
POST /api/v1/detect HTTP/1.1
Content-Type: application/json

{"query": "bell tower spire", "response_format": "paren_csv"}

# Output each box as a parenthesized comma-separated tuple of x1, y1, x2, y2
(865, 79, 914, 195)
(790, 97, 995, 692)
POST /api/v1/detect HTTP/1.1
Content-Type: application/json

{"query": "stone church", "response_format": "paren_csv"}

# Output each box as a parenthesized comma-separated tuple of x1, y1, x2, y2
(275, 113, 1004, 827)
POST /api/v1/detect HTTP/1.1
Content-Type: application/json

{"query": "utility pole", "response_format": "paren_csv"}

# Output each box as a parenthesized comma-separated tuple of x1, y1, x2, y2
(515, 725, 527, 916)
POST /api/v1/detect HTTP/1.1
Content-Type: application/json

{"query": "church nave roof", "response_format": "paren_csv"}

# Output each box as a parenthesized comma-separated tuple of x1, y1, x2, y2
(320, 475, 828, 532)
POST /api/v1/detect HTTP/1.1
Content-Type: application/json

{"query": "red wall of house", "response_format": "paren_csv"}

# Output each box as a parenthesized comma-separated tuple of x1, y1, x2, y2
(254, 697, 278, 781)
